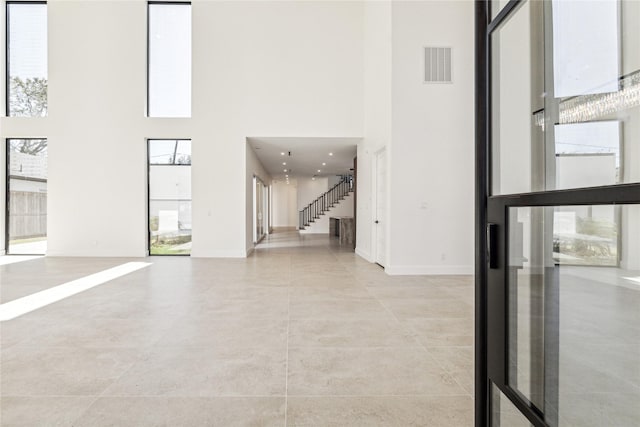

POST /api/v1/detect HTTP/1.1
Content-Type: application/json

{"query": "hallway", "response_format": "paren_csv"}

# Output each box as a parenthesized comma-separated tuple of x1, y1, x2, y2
(1, 231, 474, 425)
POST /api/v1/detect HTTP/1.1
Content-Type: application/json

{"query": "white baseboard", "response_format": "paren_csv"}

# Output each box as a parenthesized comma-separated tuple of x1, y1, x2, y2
(45, 251, 145, 258)
(355, 247, 372, 262)
(246, 247, 254, 257)
(189, 250, 247, 258)
(384, 265, 474, 276)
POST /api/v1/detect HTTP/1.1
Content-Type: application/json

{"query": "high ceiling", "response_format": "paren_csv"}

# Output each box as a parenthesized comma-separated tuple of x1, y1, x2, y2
(247, 137, 359, 181)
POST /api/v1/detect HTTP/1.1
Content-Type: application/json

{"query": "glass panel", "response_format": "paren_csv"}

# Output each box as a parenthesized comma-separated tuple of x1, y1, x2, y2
(8, 139, 48, 254)
(148, 140, 192, 255)
(148, 3, 191, 118)
(7, 3, 48, 117)
(491, 383, 534, 427)
(491, 0, 640, 194)
(509, 204, 640, 426)
(491, 0, 544, 195)
(149, 140, 191, 165)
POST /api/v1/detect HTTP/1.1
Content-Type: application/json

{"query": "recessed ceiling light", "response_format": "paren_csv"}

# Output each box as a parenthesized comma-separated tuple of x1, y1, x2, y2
(317, 169, 321, 173)
(284, 169, 287, 172)
(282, 162, 286, 165)
(285, 175, 288, 177)
(312, 177, 315, 181)
(281, 152, 285, 156)
(329, 152, 333, 156)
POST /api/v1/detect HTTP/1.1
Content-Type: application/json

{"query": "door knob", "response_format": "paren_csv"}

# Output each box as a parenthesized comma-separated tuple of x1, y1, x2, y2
(375, 220, 379, 224)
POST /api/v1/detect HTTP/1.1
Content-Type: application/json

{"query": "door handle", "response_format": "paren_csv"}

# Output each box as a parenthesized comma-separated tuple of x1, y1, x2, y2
(375, 220, 379, 224)
(487, 223, 498, 269)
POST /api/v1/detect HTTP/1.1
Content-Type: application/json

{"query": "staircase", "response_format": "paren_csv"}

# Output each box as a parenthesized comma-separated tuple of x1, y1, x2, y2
(299, 175, 353, 231)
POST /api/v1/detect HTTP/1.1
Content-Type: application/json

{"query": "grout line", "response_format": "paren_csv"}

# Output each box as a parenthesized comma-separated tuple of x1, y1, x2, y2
(284, 266, 292, 427)
(372, 291, 474, 399)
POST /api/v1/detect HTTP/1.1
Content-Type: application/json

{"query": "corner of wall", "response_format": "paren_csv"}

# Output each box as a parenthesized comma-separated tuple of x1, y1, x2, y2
(355, 247, 372, 262)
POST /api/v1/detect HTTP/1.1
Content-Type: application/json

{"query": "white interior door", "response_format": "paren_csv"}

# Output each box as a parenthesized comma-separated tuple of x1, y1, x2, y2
(375, 149, 387, 267)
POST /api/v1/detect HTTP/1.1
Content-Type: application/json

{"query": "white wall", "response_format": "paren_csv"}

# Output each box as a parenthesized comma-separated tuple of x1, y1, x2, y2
(272, 180, 297, 228)
(246, 143, 271, 254)
(357, 1, 392, 262)
(191, 0, 364, 257)
(296, 177, 329, 212)
(387, 1, 474, 275)
(0, 0, 364, 257)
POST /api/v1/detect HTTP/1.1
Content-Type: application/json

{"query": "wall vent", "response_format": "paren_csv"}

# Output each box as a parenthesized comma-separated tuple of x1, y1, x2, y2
(424, 47, 452, 83)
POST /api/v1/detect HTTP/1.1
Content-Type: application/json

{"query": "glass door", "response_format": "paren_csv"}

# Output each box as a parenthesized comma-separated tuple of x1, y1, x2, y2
(148, 139, 192, 255)
(6, 139, 48, 255)
(477, 1, 640, 426)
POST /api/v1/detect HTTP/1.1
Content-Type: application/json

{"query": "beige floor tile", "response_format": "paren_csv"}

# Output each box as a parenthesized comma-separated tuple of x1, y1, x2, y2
(286, 396, 473, 427)
(0, 396, 96, 427)
(288, 318, 417, 347)
(103, 347, 286, 397)
(404, 317, 474, 347)
(287, 347, 466, 396)
(380, 298, 474, 320)
(155, 316, 288, 349)
(288, 297, 391, 320)
(427, 346, 474, 373)
(74, 397, 285, 427)
(1, 346, 140, 396)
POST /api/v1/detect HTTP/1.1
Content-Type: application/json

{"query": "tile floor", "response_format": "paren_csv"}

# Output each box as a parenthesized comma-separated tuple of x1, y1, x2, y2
(1, 231, 475, 426)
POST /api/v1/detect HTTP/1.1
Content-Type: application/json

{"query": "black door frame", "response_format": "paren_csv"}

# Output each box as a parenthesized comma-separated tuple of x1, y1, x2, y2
(475, 1, 640, 426)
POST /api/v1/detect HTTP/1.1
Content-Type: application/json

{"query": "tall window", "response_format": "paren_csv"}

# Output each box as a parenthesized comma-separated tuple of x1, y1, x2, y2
(7, 139, 48, 254)
(148, 139, 192, 255)
(148, 2, 191, 117)
(6, 2, 48, 117)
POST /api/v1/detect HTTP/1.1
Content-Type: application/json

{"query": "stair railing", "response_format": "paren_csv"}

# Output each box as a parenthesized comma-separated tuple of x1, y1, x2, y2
(298, 175, 353, 229)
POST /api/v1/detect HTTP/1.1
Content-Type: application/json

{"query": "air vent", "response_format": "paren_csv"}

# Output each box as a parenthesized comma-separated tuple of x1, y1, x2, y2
(424, 47, 452, 83)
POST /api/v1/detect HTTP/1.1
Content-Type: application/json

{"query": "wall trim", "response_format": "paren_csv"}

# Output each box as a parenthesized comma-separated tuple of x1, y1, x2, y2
(45, 251, 146, 258)
(246, 246, 255, 257)
(190, 250, 248, 258)
(385, 264, 474, 276)
(355, 247, 372, 262)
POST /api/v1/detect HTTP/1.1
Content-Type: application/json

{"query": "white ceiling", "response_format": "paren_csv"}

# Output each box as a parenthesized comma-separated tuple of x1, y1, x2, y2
(247, 137, 359, 180)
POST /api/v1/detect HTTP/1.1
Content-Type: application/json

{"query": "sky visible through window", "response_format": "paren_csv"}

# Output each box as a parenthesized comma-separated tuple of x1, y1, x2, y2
(148, 4, 191, 117)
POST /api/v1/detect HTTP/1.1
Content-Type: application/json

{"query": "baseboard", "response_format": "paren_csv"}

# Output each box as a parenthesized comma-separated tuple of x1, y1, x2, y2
(0, 249, 5, 256)
(45, 251, 145, 258)
(355, 247, 372, 262)
(246, 247, 254, 257)
(190, 250, 247, 258)
(384, 265, 474, 276)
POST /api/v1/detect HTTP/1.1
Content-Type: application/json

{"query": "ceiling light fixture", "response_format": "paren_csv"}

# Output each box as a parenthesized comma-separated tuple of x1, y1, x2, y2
(282, 162, 286, 165)
(329, 152, 333, 156)
(322, 162, 326, 166)
(283, 169, 287, 172)
(317, 169, 321, 173)
(281, 152, 285, 156)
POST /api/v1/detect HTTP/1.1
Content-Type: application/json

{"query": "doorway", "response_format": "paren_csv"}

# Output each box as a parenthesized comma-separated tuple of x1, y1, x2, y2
(148, 139, 192, 255)
(6, 139, 48, 255)
(373, 148, 387, 267)
(253, 176, 268, 244)
(477, 1, 640, 426)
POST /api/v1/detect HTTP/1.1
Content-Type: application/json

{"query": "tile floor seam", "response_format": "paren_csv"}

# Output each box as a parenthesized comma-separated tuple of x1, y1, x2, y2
(371, 292, 474, 399)
(284, 278, 291, 427)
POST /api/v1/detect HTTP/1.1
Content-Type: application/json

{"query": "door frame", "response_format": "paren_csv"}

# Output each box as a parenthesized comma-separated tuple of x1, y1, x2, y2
(475, 1, 640, 426)
(372, 147, 387, 267)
